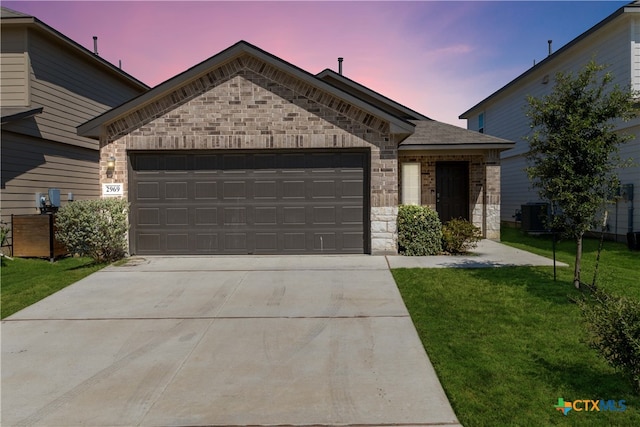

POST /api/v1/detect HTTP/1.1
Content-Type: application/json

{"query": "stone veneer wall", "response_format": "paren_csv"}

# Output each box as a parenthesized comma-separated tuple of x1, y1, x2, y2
(397, 151, 502, 240)
(100, 54, 400, 253)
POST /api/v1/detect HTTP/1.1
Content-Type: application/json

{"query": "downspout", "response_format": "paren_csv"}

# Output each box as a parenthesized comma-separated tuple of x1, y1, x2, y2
(628, 185, 634, 234)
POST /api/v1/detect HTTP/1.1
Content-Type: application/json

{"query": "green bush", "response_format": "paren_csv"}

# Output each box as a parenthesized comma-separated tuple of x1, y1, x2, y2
(0, 221, 9, 246)
(55, 198, 129, 263)
(577, 286, 640, 392)
(397, 205, 442, 256)
(442, 218, 482, 254)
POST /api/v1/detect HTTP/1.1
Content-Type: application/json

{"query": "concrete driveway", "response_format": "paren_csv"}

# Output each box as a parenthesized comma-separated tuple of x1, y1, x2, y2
(2, 256, 461, 426)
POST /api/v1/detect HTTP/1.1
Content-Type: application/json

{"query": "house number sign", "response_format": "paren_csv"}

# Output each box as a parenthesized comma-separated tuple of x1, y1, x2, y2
(102, 183, 124, 196)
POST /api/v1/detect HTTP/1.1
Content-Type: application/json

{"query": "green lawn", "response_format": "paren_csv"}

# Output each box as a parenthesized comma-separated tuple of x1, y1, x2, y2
(1, 256, 106, 319)
(393, 229, 639, 426)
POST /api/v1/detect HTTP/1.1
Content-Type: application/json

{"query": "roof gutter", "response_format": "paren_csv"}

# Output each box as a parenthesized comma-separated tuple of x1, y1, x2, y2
(1, 107, 43, 124)
(399, 142, 515, 151)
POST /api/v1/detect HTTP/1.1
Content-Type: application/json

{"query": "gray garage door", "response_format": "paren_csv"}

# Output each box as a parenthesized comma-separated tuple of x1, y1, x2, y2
(129, 151, 368, 255)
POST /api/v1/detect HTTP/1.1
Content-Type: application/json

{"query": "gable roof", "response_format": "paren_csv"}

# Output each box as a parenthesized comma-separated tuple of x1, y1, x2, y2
(1, 6, 30, 18)
(78, 40, 417, 139)
(316, 69, 430, 121)
(459, 0, 640, 119)
(399, 120, 514, 151)
(0, 6, 148, 92)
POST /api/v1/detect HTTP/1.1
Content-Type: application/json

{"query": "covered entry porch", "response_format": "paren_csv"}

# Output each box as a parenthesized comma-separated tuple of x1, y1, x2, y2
(397, 120, 514, 240)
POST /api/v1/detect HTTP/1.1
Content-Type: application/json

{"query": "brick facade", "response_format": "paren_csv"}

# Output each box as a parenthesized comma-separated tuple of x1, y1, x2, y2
(100, 54, 399, 253)
(398, 150, 501, 240)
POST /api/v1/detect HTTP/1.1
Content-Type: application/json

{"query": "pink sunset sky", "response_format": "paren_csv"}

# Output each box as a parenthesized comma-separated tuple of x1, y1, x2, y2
(3, 1, 628, 126)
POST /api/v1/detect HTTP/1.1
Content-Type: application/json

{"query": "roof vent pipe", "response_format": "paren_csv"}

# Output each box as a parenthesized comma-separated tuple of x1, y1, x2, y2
(93, 36, 98, 55)
(548, 39, 552, 56)
(338, 57, 343, 75)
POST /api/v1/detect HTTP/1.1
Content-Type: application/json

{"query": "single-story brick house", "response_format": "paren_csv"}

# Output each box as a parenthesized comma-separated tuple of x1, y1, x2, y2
(78, 41, 513, 255)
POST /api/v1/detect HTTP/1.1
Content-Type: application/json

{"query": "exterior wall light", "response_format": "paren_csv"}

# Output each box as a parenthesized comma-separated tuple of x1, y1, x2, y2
(106, 156, 116, 171)
(106, 156, 116, 177)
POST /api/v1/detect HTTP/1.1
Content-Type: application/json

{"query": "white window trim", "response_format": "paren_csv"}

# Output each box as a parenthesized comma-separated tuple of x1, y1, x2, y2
(401, 162, 421, 205)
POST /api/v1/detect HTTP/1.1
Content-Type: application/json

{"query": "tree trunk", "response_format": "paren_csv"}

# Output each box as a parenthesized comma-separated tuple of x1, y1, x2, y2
(574, 234, 583, 289)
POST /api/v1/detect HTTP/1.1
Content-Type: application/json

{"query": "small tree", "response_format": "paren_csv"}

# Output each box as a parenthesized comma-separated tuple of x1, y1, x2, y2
(525, 60, 636, 288)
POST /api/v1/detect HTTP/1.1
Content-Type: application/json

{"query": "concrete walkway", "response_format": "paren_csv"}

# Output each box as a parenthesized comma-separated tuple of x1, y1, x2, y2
(2, 256, 462, 427)
(387, 239, 568, 269)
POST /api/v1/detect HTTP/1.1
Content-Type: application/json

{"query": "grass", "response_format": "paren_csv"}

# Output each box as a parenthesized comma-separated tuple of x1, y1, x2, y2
(1, 256, 106, 319)
(393, 229, 640, 426)
(500, 227, 640, 300)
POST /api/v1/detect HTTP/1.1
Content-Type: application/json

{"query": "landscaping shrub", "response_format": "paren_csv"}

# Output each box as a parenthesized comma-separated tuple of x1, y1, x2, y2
(0, 221, 9, 246)
(577, 286, 640, 392)
(442, 218, 482, 254)
(55, 198, 129, 263)
(397, 205, 442, 256)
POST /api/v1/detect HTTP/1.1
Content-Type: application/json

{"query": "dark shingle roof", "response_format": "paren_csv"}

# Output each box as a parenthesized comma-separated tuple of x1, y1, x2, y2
(399, 120, 514, 151)
(1, 6, 32, 18)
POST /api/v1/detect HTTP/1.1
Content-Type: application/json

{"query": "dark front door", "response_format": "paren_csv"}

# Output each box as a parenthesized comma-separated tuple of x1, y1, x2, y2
(436, 161, 469, 222)
(129, 150, 368, 255)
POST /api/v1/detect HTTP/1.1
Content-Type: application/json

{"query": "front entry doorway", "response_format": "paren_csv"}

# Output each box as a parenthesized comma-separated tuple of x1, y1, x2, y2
(436, 161, 469, 222)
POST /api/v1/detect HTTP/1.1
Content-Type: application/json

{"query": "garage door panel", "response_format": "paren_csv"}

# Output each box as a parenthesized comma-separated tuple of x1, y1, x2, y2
(283, 181, 305, 199)
(194, 155, 219, 170)
(165, 182, 188, 199)
(283, 207, 305, 224)
(314, 233, 336, 251)
(137, 234, 161, 253)
(196, 234, 219, 251)
(343, 180, 364, 197)
(136, 208, 160, 226)
(254, 154, 277, 169)
(343, 232, 365, 250)
(166, 208, 189, 225)
(224, 207, 247, 225)
(167, 234, 189, 251)
(137, 182, 159, 200)
(342, 206, 364, 224)
(195, 207, 217, 225)
(225, 233, 248, 251)
(255, 181, 276, 199)
(312, 180, 336, 198)
(313, 206, 336, 224)
(222, 154, 248, 171)
(130, 151, 368, 254)
(283, 233, 306, 251)
(165, 155, 188, 170)
(254, 207, 277, 225)
(223, 181, 246, 199)
(194, 182, 218, 199)
(255, 233, 277, 251)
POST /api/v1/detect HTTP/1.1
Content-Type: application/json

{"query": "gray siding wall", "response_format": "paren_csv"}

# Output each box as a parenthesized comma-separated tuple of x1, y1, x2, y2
(0, 22, 147, 250)
(0, 53, 29, 106)
(1, 130, 100, 244)
(1, 27, 144, 150)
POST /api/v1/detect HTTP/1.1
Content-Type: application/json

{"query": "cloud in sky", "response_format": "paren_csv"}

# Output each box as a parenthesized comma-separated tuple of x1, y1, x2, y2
(3, 1, 628, 126)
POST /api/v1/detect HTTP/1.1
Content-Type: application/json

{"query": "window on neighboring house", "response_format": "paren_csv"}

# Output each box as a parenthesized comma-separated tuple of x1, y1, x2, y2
(401, 163, 421, 205)
(478, 113, 485, 134)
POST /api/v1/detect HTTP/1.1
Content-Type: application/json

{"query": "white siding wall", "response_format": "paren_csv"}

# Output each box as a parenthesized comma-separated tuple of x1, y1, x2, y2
(465, 13, 640, 238)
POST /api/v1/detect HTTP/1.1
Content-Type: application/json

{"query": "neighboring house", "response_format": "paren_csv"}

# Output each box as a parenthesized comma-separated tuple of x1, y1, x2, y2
(0, 7, 148, 245)
(80, 40, 513, 255)
(460, 1, 640, 242)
